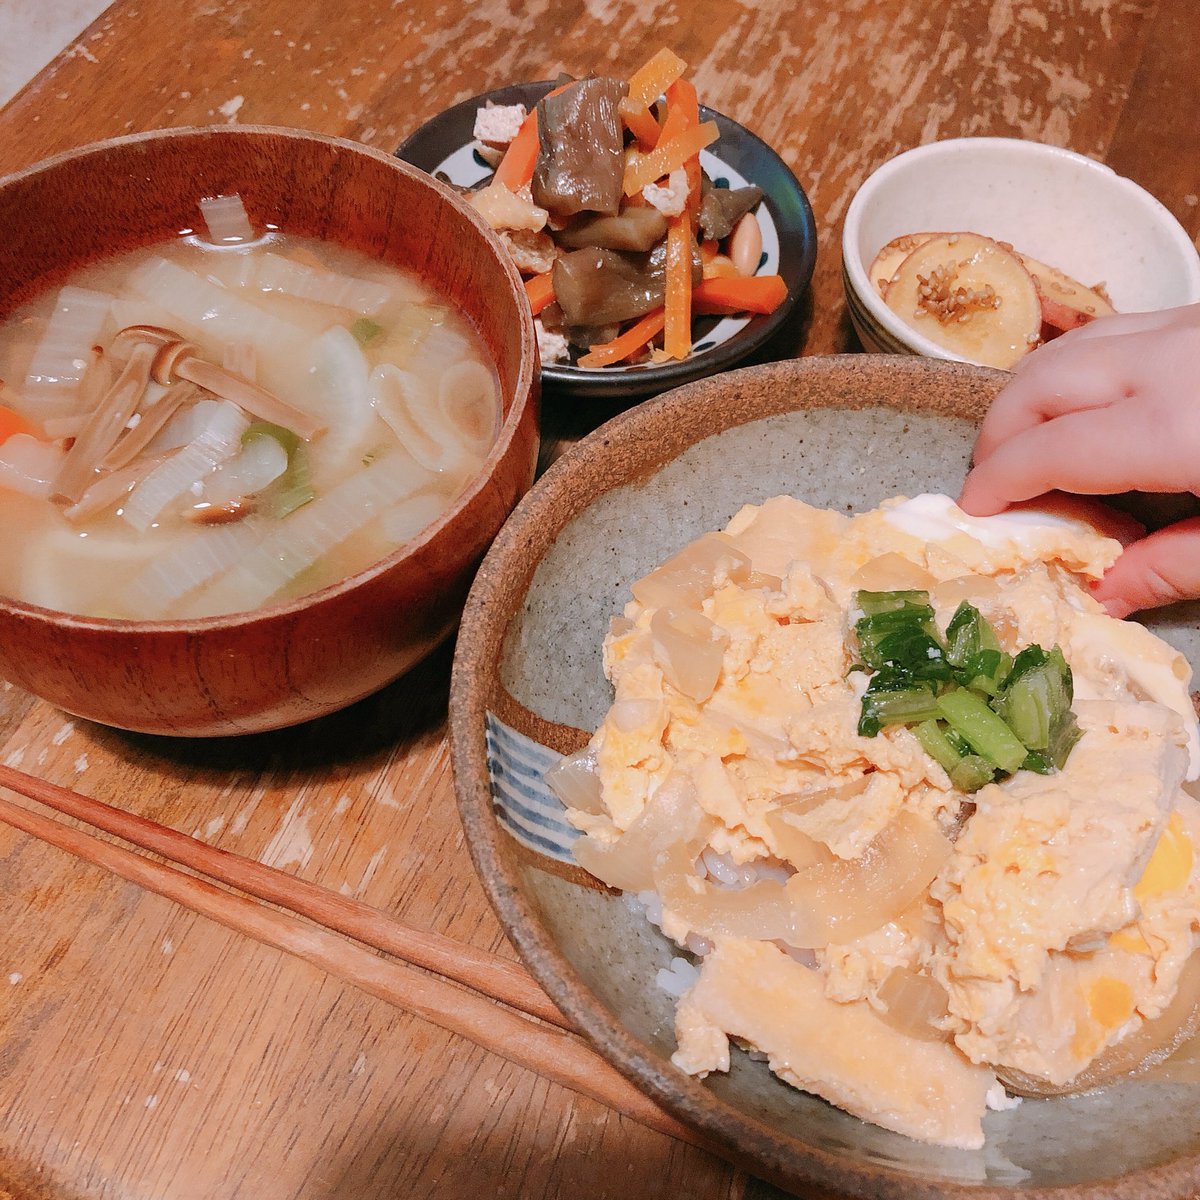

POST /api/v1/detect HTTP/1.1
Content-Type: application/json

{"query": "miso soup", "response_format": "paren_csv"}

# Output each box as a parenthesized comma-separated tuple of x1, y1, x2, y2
(0, 197, 502, 620)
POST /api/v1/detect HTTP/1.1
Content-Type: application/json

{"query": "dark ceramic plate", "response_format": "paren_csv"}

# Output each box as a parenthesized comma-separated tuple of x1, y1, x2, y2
(397, 82, 816, 401)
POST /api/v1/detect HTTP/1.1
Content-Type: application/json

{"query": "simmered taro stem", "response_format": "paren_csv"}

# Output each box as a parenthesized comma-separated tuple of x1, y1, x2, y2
(52, 341, 156, 504)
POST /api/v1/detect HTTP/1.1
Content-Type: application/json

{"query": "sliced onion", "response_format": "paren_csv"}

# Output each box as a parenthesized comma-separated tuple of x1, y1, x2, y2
(192, 451, 428, 612)
(438, 361, 499, 456)
(127, 257, 303, 358)
(199, 194, 255, 245)
(651, 793, 956, 948)
(378, 492, 448, 546)
(850, 553, 936, 594)
(931, 574, 1001, 610)
(293, 325, 377, 479)
(198, 431, 289, 507)
(785, 811, 951, 948)
(149, 398, 226, 454)
(656, 838, 796, 942)
(573, 773, 707, 893)
(370, 363, 473, 478)
(764, 781, 867, 868)
(631, 532, 751, 611)
(876, 968, 951, 1042)
(127, 520, 264, 615)
(765, 813, 837, 870)
(650, 606, 728, 702)
(545, 745, 604, 815)
(64, 453, 171, 523)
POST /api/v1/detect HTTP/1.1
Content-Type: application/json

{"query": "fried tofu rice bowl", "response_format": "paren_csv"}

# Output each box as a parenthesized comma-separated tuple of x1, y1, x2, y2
(545, 492, 1200, 1150)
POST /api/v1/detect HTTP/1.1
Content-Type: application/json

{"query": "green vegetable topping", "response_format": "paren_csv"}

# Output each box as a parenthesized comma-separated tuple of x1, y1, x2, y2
(852, 590, 1080, 791)
(350, 317, 385, 346)
(243, 421, 315, 518)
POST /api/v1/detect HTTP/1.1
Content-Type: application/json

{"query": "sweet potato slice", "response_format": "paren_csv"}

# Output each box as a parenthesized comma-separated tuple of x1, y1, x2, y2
(885, 233, 1042, 369)
(868, 232, 940, 298)
(1020, 253, 1115, 335)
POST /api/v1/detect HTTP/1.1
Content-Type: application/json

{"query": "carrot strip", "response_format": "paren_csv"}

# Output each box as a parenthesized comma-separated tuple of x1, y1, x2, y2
(491, 81, 578, 191)
(493, 110, 540, 190)
(524, 272, 556, 316)
(666, 78, 703, 224)
(655, 84, 693, 148)
(0, 402, 35, 446)
(618, 97, 661, 149)
(577, 309, 666, 368)
(622, 121, 718, 196)
(626, 48, 688, 107)
(691, 275, 788, 315)
(663, 217, 693, 360)
(698, 238, 717, 265)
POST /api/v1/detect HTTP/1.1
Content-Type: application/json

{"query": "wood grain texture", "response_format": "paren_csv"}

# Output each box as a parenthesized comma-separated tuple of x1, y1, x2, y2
(0, 0, 1197, 1197)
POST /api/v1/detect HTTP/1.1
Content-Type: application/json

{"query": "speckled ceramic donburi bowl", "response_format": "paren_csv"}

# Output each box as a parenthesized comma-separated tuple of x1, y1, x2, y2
(450, 355, 1200, 1199)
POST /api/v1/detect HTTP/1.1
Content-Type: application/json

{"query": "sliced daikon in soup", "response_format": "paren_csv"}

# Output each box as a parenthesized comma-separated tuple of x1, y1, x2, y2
(296, 325, 381, 486)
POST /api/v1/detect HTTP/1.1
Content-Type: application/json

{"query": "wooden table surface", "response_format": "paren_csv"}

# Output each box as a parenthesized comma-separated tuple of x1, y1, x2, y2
(0, 3, 1197, 1198)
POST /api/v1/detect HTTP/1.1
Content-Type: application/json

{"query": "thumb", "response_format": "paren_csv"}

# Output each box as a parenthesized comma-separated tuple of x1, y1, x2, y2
(1091, 516, 1200, 618)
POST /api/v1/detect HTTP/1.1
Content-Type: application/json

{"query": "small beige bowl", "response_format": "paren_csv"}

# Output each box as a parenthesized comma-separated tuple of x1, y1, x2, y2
(842, 137, 1200, 362)
(451, 354, 1200, 1199)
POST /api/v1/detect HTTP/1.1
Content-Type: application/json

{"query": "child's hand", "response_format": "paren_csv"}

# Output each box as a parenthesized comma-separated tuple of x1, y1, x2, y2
(959, 304, 1200, 616)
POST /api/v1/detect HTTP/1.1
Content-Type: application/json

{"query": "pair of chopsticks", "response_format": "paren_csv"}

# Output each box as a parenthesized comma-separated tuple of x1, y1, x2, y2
(0, 763, 703, 1148)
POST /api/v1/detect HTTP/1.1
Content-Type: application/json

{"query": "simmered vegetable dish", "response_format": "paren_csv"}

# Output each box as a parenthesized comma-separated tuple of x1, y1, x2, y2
(467, 50, 788, 368)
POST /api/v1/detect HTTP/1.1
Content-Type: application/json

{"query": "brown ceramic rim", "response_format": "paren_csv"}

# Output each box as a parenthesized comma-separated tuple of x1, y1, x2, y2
(450, 354, 1200, 1200)
(0, 125, 538, 639)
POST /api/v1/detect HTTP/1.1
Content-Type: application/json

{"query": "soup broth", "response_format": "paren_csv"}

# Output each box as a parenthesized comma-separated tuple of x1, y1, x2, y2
(0, 201, 502, 621)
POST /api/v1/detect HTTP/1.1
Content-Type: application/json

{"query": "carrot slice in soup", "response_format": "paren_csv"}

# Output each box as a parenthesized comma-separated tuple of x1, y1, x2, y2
(0, 403, 35, 446)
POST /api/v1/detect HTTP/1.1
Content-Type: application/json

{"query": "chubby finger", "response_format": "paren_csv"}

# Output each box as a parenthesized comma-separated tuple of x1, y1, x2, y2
(972, 355, 1123, 465)
(960, 402, 1167, 516)
(1091, 517, 1200, 617)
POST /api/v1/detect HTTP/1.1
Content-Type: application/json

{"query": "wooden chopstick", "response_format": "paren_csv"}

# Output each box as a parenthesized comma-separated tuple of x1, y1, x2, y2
(0, 783, 706, 1150)
(0, 762, 565, 1028)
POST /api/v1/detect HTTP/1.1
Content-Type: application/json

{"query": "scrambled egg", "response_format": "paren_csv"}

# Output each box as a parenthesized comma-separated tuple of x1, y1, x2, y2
(568, 493, 1200, 1149)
